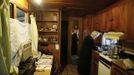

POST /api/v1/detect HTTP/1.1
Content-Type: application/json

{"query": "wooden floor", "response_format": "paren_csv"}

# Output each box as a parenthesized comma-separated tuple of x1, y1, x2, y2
(59, 64, 79, 75)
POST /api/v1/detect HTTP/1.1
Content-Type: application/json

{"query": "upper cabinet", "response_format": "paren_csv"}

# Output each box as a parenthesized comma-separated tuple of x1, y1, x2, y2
(83, 15, 94, 38)
(92, 0, 134, 43)
(127, 1, 134, 43)
(83, 0, 134, 52)
(36, 11, 59, 22)
(93, 4, 127, 32)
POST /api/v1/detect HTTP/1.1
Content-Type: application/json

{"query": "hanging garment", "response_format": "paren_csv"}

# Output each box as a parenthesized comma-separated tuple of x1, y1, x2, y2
(10, 19, 21, 65)
(71, 32, 78, 55)
(10, 18, 32, 75)
(78, 35, 97, 75)
(10, 18, 31, 66)
(0, 0, 11, 75)
(30, 15, 39, 58)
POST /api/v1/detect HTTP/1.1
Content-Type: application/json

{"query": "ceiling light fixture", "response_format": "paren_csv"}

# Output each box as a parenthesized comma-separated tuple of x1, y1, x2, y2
(34, 0, 42, 5)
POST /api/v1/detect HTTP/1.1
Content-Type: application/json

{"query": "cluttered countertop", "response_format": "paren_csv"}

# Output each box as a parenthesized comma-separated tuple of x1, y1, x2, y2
(95, 49, 134, 75)
(112, 59, 134, 75)
(91, 31, 134, 75)
(34, 54, 53, 75)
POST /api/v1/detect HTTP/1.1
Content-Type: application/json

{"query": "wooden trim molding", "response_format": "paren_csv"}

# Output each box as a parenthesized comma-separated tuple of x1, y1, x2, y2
(10, 0, 29, 12)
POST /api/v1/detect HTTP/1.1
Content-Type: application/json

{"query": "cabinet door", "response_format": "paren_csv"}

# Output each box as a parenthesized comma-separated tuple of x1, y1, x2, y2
(93, 15, 100, 31)
(127, 2, 134, 43)
(92, 62, 98, 75)
(91, 51, 99, 75)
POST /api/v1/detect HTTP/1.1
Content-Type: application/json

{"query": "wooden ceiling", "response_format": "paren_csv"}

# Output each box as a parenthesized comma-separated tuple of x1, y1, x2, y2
(29, 0, 120, 16)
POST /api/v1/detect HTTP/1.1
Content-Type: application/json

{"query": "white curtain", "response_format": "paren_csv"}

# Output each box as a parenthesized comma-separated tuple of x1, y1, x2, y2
(30, 15, 39, 58)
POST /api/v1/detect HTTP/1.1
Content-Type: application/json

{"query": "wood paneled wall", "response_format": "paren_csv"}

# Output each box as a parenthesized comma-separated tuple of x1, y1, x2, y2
(82, 15, 94, 38)
(83, 0, 134, 44)
(10, 0, 28, 11)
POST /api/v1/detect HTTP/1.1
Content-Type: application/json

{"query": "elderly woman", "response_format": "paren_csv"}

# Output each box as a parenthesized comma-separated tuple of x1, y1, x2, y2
(77, 31, 101, 75)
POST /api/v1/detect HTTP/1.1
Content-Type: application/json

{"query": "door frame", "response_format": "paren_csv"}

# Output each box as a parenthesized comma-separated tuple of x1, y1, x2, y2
(68, 17, 83, 63)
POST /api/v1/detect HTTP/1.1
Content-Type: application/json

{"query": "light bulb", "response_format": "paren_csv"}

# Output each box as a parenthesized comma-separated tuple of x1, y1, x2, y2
(34, 0, 42, 5)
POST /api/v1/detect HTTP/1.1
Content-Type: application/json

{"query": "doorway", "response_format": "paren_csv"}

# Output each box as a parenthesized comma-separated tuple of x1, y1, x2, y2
(68, 17, 83, 64)
(61, 21, 68, 66)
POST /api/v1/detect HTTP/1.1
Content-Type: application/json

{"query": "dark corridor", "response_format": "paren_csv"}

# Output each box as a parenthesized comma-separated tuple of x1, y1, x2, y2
(61, 21, 68, 65)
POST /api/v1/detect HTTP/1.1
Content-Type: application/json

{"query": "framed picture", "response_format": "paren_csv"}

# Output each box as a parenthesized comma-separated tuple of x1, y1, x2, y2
(73, 20, 79, 30)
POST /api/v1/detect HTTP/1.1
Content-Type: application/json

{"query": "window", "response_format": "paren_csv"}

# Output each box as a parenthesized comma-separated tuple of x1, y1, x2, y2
(16, 8, 25, 22)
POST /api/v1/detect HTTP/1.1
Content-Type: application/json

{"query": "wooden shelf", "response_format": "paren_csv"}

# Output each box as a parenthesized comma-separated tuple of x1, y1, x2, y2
(36, 9, 61, 72)
(38, 31, 58, 33)
(37, 20, 58, 22)
(36, 10, 61, 68)
(39, 41, 58, 44)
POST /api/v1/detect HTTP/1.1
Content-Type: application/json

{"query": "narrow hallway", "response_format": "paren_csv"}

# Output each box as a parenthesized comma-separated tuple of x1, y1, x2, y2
(59, 64, 79, 75)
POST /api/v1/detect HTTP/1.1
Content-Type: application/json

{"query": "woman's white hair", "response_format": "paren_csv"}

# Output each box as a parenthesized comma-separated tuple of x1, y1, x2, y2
(90, 31, 101, 39)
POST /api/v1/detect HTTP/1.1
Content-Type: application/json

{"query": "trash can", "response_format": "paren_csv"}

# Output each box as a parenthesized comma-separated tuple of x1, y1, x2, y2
(71, 55, 79, 65)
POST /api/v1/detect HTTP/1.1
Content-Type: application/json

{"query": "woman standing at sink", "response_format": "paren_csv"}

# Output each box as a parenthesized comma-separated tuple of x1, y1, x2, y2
(78, 31, 101, 75)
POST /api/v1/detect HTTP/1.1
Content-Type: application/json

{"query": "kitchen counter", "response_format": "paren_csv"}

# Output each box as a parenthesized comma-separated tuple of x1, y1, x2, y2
(34, 54, 53, 75)
(112, 59, 134, 75)
(93, 50, 134, 75)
